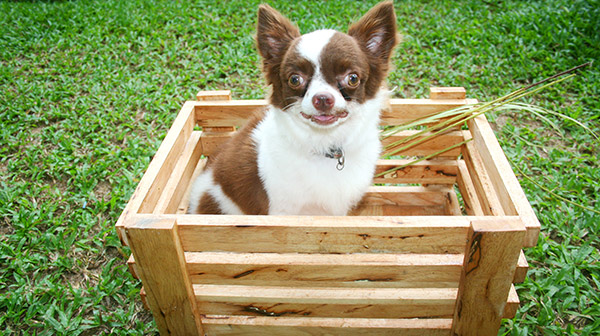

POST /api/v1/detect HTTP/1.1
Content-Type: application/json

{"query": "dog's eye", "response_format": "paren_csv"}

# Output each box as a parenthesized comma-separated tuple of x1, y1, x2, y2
(288, 74, 304, 89)
(346, 73, 360, 88)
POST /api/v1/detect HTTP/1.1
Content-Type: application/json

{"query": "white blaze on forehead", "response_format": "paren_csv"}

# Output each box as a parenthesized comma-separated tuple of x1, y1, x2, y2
(296, 29, 347, 115)
(296, 29, 336, 68)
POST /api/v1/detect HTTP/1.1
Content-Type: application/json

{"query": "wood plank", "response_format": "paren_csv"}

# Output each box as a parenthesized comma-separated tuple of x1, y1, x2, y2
(468, 115, 540, 247)
(197, 90, 232, 101)
(363, 186, 452, 207)
(195, 100, 265, 127)
(351, 204, 448, 216)
(139, 286, 149, 310)
(201, 315, 453, 336)
(177, 158, 207, 214)
(193, 98, 478, 128)
(138, 102, 197, 214)
(353, 186, 456, 216)
(451, 219, 525, 335)
(374, 159, 458, 185)
(199, 129, 237, 157)
(445, 188, 462, 216)
(456, 160, 485, 216)
(430, 87, 466, 100)
(186, 252, 463, 288)
(153, 132, 203, 214)
(461, 132, 505, 216)
(514, 250, 529, 283)
(116, 101, 196, 245)
(381, 130, 464, 157)
(177, 215, 472, 254)
(125, 217, 204, 335)
(504, 285, 520, 319)
(194, 285, 456, 319)
(127, 254, 138, 279)
(196, 129, 466, 159)
(384, 98, 478, 126)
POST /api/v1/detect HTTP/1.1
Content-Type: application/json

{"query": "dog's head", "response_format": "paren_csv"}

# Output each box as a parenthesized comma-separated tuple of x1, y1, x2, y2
(256, 1, 398, 129)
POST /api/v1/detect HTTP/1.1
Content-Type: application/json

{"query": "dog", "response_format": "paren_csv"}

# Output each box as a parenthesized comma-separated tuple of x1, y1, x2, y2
(188, 1, 398, 215)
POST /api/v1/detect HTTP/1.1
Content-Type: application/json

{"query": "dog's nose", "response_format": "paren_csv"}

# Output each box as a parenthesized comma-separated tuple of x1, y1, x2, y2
(312, 92, 335, 112)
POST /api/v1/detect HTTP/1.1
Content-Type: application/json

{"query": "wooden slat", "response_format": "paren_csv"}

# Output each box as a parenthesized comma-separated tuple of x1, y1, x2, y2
(195, 100, 265, 127)
(363, 186, 452, 207)
(514, 250, 529, 283)
(177, 215, 472, 254)
(451, 219, 525, 335)
(197, 90, 232, 101)
(193, 98, 478, 128)
(201, 315, 453, 336)
(116, 101, 196, 244)
(353, 186, 457, 216)
(381, 130, 464, 157)
(461, 132, 505, 216)
(177, 158, 208, 214)
(197, 129, 466, 159)
(468, 115, 540, 247)
(138, 103, 197, 214)
(139, 286, 149, 310)
(445, 188, 463, 216)
(186, 252, 462, 288)
(127, 254, 138, 279)
(504, 285, 521, 319)
(430, 87, 466, 100)
(384, 98, 478, 126)
(199, 129, 236, 157)
(374, 159, 458, 185)
(153, 132, 203, 214)
(125, 217, 204, 335)
(195, 285, 456, 319)
(456, 160, 485, 216)
(350, 204, 448, 216)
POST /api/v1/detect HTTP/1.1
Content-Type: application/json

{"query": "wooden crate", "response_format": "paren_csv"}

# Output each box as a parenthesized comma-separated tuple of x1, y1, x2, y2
(116, 88, 540, 335)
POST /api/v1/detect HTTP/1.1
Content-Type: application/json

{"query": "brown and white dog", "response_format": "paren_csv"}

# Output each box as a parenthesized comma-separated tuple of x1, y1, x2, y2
(188, 2, 398, 215)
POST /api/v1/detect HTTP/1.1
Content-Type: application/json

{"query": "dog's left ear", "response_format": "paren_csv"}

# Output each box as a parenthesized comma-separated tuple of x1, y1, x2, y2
(348, 1, 398, 63)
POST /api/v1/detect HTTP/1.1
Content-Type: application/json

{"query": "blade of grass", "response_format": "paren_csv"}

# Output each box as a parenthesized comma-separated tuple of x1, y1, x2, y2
(381, 73, 580, 158)
(375, 138, 472, 178)
(508, 157, 600, 216)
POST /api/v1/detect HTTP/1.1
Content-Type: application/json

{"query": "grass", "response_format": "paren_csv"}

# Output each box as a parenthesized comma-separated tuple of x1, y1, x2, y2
(0, 0, 598, 335)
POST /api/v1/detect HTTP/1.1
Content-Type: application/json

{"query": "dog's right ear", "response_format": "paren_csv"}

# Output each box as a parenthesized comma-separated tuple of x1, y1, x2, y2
(256, 4, 300, 64)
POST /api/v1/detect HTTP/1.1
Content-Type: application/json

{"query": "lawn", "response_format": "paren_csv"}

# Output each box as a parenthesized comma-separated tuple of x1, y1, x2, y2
(0, 0, 598, 335)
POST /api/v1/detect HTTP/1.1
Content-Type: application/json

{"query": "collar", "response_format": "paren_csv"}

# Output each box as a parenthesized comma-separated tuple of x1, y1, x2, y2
(324, 146, 345, 171)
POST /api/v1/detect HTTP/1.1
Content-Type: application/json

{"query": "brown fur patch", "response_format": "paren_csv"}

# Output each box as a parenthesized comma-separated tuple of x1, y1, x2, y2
(348, 1, 398, 98)
(320, 32, 371, 102)
(195, 193, 223, 214)
(256, 4, 301, 108)
(208, 111, 270, 215)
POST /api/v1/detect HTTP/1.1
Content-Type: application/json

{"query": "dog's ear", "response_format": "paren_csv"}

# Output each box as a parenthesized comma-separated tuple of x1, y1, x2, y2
(348, 1, 398, 62)
(256, 4, 300, 63)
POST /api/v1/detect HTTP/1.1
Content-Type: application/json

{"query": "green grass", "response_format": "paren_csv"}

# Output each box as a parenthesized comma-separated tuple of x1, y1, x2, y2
(0, 0, 598, 335)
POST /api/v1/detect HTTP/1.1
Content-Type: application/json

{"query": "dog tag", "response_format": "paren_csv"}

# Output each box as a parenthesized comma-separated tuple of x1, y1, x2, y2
(325, 146, 345, 171)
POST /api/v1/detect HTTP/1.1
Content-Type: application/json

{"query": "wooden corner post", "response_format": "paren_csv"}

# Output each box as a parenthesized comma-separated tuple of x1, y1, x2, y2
(125, 217, 203, 336)
(451, 219, 525, 335)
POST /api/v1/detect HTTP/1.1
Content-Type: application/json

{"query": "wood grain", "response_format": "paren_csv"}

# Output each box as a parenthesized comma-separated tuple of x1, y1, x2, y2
(177, 215, 472, 254)
(186, 252, 463, 288)
(195, 285, 457, 318)
(451, 219, 525, 335)
(115, 101, 196, 244)
(125, 217, 203, 335)
(200, 315, 453, 336)
(468, 115, 540, 247)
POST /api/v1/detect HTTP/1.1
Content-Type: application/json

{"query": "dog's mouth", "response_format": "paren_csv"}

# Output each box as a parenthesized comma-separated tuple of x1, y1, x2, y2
(300, 111, 349, 126)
